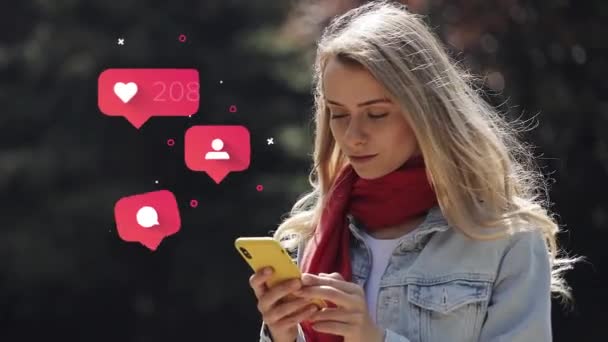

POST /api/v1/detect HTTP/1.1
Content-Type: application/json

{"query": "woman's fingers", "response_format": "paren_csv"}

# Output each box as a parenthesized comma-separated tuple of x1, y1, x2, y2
(265, 297, 317, 325)
(311, 320, 351, 336)
(249, 267, 273, 299)
(302, 273, 362, 296)
(258, 278, 302, 314)
(294, 284, 355, 309)
(319, 272, 344, 280)
(294, 273, 365, 310)
(309, 307, 366, 325)
(249, 270, 314, 340)
(272, 304, 320, 331)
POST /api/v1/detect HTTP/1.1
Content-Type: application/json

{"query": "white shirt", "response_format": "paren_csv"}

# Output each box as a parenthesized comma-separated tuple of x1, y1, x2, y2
(360, 228, 419, 324)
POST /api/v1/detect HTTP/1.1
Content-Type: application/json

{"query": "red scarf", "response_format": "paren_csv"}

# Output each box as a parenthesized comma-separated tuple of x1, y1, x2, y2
(299, 155, 438, 342)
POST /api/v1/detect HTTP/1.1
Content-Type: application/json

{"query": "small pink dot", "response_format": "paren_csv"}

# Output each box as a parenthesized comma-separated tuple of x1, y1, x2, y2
(178, 34, 187, 42)
(167, 139, 175, 146)
(256, 185, 264, 192)
(190, 199, 198, 208)
(229, 105, 237, 113)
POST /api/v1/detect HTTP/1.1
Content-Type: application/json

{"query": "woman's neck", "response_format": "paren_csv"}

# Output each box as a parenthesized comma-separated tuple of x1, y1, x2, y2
(366, 213, 426, 240)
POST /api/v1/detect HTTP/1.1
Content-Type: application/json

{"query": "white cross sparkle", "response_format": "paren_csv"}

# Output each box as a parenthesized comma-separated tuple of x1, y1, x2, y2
(118, 38, 125, 45)
(267, 138, 274, 145)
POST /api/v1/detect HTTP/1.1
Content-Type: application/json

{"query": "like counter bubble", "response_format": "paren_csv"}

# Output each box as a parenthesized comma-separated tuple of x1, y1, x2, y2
(113, 190, 181, 251)
(98, 68, 200, 129)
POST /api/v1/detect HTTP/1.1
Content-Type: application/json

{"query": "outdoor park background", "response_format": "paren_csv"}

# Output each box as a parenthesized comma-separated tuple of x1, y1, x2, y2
(1, 0, 606, 340)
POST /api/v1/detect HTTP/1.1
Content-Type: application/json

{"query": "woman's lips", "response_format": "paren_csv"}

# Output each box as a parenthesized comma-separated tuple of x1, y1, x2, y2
(349, 154, 378, 163)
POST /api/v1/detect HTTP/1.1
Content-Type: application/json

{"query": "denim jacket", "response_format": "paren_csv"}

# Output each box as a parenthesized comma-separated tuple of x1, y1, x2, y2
(260, 205, 552, 342)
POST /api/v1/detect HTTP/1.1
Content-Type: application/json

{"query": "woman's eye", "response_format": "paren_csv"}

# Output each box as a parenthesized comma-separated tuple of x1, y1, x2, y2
(330, 112, 388, 119)
(369, 113, 389, 119)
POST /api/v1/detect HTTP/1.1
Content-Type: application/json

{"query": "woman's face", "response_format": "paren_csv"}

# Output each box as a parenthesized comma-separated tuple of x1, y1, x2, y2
(323, 56, 420, 179)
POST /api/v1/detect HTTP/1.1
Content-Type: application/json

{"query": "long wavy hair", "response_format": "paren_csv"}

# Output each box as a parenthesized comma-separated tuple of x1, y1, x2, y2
(272, 0, 584, 309)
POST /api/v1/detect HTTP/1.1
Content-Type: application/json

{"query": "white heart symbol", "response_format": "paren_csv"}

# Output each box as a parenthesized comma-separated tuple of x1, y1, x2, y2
(113, 82, 138, 103)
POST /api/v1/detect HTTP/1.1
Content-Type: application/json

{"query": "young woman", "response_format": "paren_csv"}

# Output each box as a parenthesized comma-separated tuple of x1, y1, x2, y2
(248, 1, 583, 341)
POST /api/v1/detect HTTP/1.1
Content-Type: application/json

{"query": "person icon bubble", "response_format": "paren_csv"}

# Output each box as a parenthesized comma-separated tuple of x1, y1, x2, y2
(204, 138, 230, 160)
(185, 125, 250, 184)
(136, 206, 159, 228)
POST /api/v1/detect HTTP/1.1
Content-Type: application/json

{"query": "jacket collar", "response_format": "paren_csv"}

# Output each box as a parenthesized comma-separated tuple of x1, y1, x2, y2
(347, 205, 450, 253)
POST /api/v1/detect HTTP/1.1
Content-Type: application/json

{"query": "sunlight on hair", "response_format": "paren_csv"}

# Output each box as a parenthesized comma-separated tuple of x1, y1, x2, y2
(272, 0, 586, 311)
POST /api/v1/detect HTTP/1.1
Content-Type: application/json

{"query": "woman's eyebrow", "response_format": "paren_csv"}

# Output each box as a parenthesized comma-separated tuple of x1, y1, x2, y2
(326, 98, 392, 107)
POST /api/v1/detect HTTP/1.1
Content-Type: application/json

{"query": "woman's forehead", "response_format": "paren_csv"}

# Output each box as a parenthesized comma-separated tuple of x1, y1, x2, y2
(323, 59, 388, 102)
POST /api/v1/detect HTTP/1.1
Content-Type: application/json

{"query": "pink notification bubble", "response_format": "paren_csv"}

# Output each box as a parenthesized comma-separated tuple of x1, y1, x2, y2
(256, 185, 264, 192)
(98, 68, 200, 129)
(114, 190, 181, 251)
(184, 125, 251, 184)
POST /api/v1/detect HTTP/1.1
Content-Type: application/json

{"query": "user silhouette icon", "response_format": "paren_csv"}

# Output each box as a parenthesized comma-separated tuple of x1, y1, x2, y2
(205, 138, 230, 160)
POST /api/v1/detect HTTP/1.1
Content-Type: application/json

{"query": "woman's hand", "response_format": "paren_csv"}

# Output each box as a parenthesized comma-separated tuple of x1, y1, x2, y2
(249, 267, 320, 342)
(293, 272, 385, 342)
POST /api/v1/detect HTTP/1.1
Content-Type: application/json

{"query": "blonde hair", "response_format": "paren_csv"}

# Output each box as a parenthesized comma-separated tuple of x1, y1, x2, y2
(272, 0, 584, 310)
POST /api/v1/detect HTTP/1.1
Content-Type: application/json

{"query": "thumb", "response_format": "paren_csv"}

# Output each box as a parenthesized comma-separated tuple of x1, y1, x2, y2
(320, 272, 344, 280)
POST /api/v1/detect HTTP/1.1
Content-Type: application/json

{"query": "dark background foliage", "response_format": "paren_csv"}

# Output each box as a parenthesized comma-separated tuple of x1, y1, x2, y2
(0, 0, 605, 340)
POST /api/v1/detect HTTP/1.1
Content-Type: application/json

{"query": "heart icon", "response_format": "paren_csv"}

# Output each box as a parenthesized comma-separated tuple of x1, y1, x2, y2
(113, 82, 138, 103)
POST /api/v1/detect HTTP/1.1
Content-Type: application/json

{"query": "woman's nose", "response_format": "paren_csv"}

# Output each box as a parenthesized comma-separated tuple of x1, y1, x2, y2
(344, 119, 368, 146)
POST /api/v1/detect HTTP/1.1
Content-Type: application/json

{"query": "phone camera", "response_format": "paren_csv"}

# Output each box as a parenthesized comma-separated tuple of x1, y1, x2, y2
(240, 247, 252, 259)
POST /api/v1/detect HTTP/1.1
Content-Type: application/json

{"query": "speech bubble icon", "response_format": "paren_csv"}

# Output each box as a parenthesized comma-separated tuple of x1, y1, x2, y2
(98, 68, 199, 129)
(114, 190, 181, 251)
(185, 125, 250, 184)
(136, 206, 159, 228)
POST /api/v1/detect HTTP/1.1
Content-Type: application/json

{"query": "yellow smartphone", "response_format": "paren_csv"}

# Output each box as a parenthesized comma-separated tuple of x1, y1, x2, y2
(235, 237, 327, 309)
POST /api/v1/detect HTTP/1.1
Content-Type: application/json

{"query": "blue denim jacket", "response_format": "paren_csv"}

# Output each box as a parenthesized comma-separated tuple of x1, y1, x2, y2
(260, 205, 552, 342)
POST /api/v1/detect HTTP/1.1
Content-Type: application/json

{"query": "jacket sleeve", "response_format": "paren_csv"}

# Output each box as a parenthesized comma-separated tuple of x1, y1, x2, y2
(478, 229, 553, 341)
(259, 322, 273, 342)
(296, 324, 307, 342)
(258, 322, 307, 342)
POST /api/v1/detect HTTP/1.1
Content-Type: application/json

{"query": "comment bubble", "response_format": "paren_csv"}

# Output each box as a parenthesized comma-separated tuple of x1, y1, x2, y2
(136, 206, 159, 228)
(114, 190, 181, 251)
(184, 125, 250, 184)
(98, 68, 199, 129)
